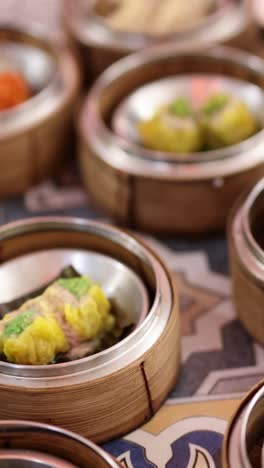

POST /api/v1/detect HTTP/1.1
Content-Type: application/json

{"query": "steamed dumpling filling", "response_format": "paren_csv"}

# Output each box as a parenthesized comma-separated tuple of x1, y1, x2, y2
(0, 276, 115, 365)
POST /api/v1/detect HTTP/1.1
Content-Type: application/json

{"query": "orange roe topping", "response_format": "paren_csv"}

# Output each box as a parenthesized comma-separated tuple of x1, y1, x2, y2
(0, 71, 30, 111)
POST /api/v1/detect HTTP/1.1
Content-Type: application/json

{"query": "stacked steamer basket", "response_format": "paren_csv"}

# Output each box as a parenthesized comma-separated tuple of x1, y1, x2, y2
(223, 380, 264, 468)
(78, 45, 264, 234)
(0, 420, 121, 467)
(228, 178, 264, 345)
(63, 0, 251, 81)
(0, 24, 80, 197)
(0, 217, 180, 443)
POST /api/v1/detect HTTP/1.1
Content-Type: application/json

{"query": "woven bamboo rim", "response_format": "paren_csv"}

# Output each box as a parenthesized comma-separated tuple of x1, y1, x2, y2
(78, 46, 264, 233)
(0, 420, 121, 467)
(63, 0, 249, 80)
(0, 217, 180, 443)
(228, 177, 264, 344)
(222, 379, 264, 467)
(0, 25, 81, 197)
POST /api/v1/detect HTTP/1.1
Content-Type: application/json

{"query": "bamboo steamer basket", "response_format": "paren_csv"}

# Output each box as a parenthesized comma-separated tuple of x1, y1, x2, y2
(228, 177, 264, 345)
(222, 379, 264, 467)
(0, 217, 180, 443)
(0, 25, 81, 198)
(78, 45, 264, 234)
(63, 0, 251, 82)
(0, 420, 121, 467)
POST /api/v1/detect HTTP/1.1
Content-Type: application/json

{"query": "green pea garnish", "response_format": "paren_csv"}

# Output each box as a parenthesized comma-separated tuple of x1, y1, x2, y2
(202, 93, 229, 115)
(169, 97, 191, 117)
(57, 277, 91, 299)
(3, 310, 34, 337)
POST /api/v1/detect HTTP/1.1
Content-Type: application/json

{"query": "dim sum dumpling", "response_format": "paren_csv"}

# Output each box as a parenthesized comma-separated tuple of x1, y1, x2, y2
(0, 276, 115, 365)
(138, 97, 203, 153)
(200, 93, 258, 148)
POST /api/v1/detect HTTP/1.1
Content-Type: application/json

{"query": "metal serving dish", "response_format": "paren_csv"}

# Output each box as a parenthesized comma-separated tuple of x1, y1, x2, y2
(63, 0, 249, 81)
(0, 217, 180, 442)
(223, 381, 264, 468)
(228, 177, 264, 345)
(0, 249, 148, 331)
(113, 74, 264, 162)
(79, 45, 264, 234)
(0, 25, 80, 197)
(0, 420, 120, 467)
(0, 218, 156, 376)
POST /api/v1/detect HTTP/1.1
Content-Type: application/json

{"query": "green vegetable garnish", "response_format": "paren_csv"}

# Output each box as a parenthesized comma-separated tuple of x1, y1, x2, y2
(202, 93, 229, 115)
(3, 310, 34, 337)
(57, 277, 91, 299)
(169, 97, 191, 117)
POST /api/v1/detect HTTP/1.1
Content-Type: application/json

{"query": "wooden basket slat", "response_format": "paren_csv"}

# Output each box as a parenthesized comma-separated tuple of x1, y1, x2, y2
(80, 142, 264, 233)
(0, 220, 180, 442)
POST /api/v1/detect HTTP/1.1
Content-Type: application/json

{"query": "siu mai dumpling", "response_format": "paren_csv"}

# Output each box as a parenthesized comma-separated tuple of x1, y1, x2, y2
(200, 93, 258, 149)
(138, 97, 203, 154)
(0, 276, 115, 365)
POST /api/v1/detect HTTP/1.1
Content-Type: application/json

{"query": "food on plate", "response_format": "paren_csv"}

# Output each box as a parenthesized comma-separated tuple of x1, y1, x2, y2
(138, 97, 203, 153)
(137, 93, 259, 153)
(0, 71, 30, 111)
(0, 273, 117, 365)
(97, 0, 214, 34)
(200, 93, 259, 148)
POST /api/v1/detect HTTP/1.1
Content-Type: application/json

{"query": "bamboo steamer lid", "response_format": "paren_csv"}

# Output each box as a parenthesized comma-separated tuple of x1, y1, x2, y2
(0, 24, 81, 197)
(78, 45, 264, 234)
(0, 217, 180, 443)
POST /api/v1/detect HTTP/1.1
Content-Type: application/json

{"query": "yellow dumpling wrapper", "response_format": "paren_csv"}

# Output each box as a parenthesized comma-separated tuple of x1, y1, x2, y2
(201, 96, 258, 148)
(138, 112, 203, 154)
(0, 275, 115, 365)
(2, 314, 69, 365)
(88, 285, 111, 319)
(64, 291, 115, 341)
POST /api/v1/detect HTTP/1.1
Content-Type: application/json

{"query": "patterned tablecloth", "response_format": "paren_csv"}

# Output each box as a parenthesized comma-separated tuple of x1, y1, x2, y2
(1, 2, 264, 467)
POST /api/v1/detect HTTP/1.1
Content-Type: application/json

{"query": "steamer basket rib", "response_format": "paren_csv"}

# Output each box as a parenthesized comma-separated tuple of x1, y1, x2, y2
(0, 217, 180, 443)
(222, 379, 264, 467)
(228, 178, 264, 345)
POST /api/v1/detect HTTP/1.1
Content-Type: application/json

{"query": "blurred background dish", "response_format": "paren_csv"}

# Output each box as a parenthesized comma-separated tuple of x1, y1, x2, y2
(93, 0, 218, 35)
(0, 70, 30, 112)
(79, 45, 264, 234)
(113, 77, 263, 155)
(0, 24, 80, 198)
(63, 0, 250, 81)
